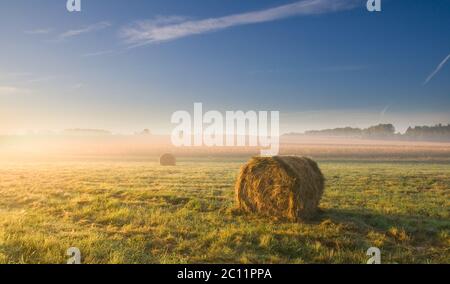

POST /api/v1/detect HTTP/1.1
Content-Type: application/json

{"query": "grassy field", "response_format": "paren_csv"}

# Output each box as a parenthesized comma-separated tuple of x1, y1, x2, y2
(0, 157, 449, 264)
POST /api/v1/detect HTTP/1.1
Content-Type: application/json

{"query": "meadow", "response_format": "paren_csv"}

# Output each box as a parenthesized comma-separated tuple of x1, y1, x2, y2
(0, 156, 448, 264)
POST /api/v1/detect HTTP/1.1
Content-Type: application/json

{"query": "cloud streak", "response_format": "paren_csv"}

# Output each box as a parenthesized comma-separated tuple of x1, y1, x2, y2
(0, 86, 31, 95)
(26, 76, 58, 84)
(25, 29, 52, 35)
(424, 53, 450, 85)
(81, 49, 116, 58)
(59, 22, 112, 40)
(121, 0, 360, 47)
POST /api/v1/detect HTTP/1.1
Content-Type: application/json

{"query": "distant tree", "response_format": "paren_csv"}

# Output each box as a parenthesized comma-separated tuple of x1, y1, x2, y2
(305, 127, 362, 136)
(363, 124, 396, 137)
(63, 129, 111, 136)
(298, 123, 450, 141)
(404, 124, 450, 141)
(304, 124, 396, 138)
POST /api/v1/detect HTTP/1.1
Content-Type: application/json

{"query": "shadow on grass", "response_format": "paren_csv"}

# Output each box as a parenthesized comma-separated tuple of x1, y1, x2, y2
(315, 208, 449, 244)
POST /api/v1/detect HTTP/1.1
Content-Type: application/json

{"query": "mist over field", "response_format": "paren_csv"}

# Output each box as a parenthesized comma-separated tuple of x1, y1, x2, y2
(1, 128, 449, 264)
(2, 129, 450, 161)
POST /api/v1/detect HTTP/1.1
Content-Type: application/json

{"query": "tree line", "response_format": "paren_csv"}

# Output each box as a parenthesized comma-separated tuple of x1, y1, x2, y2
(300, 123, 450, 141)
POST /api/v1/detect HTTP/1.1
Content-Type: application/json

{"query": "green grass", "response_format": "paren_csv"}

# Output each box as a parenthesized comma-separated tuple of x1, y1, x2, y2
(0, 158, 449, 264)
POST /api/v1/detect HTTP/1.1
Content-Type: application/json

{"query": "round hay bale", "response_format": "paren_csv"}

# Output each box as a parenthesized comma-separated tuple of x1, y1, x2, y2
(160, 153, 176, 166)
(235, 156, 325, 221)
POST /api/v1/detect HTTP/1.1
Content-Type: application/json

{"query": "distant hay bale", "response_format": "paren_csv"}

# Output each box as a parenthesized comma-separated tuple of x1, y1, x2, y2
(160, 153, 176, 166)
(235, 156, 325, 221)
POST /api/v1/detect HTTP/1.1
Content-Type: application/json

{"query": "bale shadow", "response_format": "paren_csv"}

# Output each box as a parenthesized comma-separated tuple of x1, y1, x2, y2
(313, 208, 449, 244)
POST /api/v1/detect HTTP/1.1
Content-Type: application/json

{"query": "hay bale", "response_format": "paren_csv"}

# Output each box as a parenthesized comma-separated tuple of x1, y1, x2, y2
(160, 153, 176, 166)
(235, 156, 325, 221)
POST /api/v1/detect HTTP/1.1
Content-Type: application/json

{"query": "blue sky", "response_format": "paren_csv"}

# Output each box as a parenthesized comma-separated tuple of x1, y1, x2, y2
(0, 0, 449, 134)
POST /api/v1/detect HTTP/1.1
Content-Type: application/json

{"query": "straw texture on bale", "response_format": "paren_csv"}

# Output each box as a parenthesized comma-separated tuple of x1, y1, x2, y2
(235, 156, 325, 221)
(159, 153, 176, 166)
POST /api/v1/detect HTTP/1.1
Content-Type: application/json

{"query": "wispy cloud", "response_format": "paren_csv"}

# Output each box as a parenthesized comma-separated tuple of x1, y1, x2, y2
(320, 65, 369, 72)
(424, 53, 450, 85)
(59, 22, 112, 40)
(0, 86, 31, 95)
(26, 76, 57, 84)
(121, 0, 360, 47)
(1, 71, 62, 86)
(82, 49, 115, 58)
(1, 71, 32, 78)
(25, 28, 52, 35)
(379, 104, 392, 123)
(72, 83, 83, 90)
